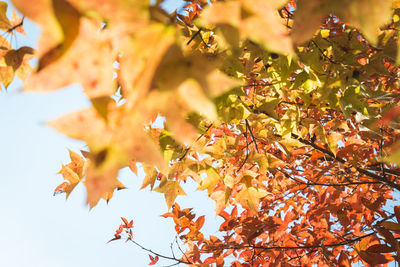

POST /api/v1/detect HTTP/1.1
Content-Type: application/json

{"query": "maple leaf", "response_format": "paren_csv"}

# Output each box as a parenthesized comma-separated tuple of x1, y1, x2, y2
(65, 0, 148, 35)
(327, 131, 342, 156)
(83, 162, 120, 208)
(101, 180, 126, 203)
(10, 47, 34, 79)
(290, 0, 327, 46)
(197, 167, 221, 196)
(210, 190, 229, 215)
(143, 45, 240, 143)
(140, 165, 159, 190)
(12, 0, 80, 67)
(200, 0, 293, 54)
(54, 149, 87, 198)
(292, 0, 392, 46)
(154, 180, 186, 209)
(177, 79, 218, 121)
(9, 10, 25, 35)
(0, 2, 11, 31)
(236, 187, 269, 212)
(56, 164, 81, 198)
(118, 23, 176, 109)
(121, 217, 133, 228)
(148, 255, 159, 265)
(7, 0, 400, 265)
(142, 90, 200, 145)
(53, 181, 69, 196)
(21, 18, 116, 99)
(199, 1, 241, 28)
(48, 106, 167, 206)
(0, 46, 33, 88)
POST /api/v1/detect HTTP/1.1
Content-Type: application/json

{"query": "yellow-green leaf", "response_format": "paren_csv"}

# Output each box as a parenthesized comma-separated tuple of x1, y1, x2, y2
(197, 167, 221, 196)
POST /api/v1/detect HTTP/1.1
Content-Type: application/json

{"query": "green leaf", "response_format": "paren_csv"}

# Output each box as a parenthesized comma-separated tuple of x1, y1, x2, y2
(339, 86, 368, 119)
(256, 97, 280, 120)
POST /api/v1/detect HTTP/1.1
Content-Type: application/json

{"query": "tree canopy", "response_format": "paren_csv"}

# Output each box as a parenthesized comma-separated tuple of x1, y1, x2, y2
(3, 0, 400, 265)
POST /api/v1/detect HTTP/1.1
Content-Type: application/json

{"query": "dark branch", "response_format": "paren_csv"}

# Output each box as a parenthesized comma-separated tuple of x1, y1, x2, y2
(7, 16, 24, 33)
(214, 232, 374, 252)
(128, 238, 192, 265)
(279, 168, 381, 187)
(178, 123, 213, 161)
(186, 27, 209, 47)
(238, 125, 250, 172)
(290, 133, 400, 191)
(245, 119, 259, 153)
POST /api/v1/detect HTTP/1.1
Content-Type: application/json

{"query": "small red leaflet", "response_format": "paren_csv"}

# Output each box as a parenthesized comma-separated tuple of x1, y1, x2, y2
(148, 255, 159, 265)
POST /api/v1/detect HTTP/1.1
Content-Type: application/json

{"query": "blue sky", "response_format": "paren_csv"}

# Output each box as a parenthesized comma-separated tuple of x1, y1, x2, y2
(0, 1, 221, 266)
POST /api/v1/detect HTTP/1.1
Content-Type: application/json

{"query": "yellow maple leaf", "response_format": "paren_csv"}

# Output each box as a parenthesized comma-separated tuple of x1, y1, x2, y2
(197, 167, 221, 196)
(236, 187, 270, 212)
(49, 106, 167, 206)
(154, 180, 186, 209)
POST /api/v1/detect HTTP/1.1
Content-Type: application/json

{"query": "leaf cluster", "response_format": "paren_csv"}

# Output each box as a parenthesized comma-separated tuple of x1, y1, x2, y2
(4, 0, 400, 265)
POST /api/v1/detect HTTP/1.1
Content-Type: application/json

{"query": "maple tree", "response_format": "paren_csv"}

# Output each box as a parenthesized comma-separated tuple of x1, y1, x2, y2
(3, 0, 400, 265)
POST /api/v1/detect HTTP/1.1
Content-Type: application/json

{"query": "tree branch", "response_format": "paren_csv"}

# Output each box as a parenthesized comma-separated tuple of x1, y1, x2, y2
(179, 123, 213, 161)
(245, 119, 259, 153)
(215, 232, 375, 252)
(290, 133, 400, 191)
(238, 125, 250, 172)
(279, 168, 381, 187)
(128, 238, 193, 265)
(7, 16, 24, 33)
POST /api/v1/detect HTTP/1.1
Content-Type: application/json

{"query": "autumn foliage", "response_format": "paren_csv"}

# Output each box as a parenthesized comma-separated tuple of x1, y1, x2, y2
(4, 0, 400, 265)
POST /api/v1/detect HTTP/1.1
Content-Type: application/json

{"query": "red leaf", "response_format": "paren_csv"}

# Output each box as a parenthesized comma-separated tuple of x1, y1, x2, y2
(121, 217, 129, 226)
(195, 215, 205, 230)
(366, 244, 395, 253)
(394, 206, 400, 223)
(116, 225, 123, 234)
(338, 251, 351, 267)
(107, 234, 121, 243)
(161, 212, 174, 218)
(378, 106, 400, 127)
(357, 250, 394, 265)
(121, 217, 133, 228)
(53, 181, 69, 195)
(148, 255, 159, 265)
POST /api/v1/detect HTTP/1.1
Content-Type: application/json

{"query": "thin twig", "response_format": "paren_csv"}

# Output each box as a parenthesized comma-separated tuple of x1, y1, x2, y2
(238, 125, 250, 172)
(128, 239, 192, 265)
(174, 236, 191, 264)
(7, 16, 24, 33)
(242, 81, 285, 88)
(310, 40, 339, 64)
(219, 232, 374, 251)
(179, 123, 213, 161)
(279, 168, 381, 187)
(245, 119, 259, 153)
(186, 27, 209, 46)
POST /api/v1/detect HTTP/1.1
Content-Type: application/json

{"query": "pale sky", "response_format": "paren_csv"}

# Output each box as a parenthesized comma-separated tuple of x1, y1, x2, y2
(0, 1, 221, 266)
